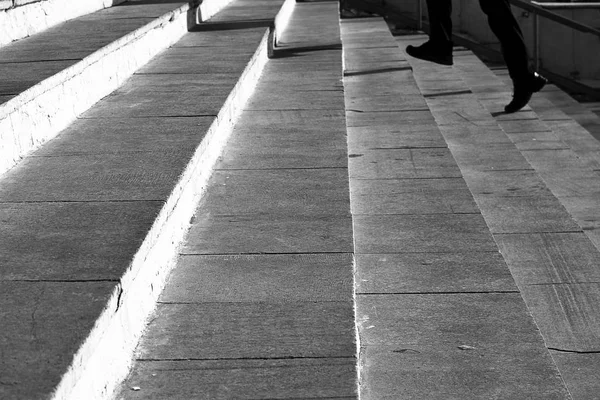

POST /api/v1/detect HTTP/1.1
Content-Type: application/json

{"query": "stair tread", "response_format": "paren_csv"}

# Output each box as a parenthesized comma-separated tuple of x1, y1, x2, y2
(0, 0, 286, 398)
(0, 0, 188, 103)
(116, 2, 358, 398)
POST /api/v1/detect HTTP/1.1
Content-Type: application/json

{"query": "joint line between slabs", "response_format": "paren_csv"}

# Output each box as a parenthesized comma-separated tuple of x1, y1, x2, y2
(136, 356, 357, 362)
(179, 251, 355, 257)
(356, 290, 520, 295)
(0, 199, 165, 204)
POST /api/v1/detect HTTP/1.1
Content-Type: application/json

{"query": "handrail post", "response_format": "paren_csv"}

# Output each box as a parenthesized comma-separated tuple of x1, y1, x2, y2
(533, 12, 540, 71)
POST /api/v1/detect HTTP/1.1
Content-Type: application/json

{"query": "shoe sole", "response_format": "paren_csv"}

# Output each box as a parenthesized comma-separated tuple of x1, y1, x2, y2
(406, 48, 453, 66)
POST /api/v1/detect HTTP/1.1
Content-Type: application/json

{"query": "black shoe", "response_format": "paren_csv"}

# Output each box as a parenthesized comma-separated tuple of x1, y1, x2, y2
(406, 41, 453, 66)
(504, 72, 548, 113)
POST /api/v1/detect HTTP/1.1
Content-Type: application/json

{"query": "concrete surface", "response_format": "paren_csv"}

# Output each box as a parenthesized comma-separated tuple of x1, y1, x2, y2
(117, 2, 357, 398)
(0, 0, 286, 398)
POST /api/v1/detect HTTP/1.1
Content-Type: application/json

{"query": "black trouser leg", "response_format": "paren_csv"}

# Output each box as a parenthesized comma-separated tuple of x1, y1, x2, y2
(479, 0, 530, 82)
(425, 0, 453, 48)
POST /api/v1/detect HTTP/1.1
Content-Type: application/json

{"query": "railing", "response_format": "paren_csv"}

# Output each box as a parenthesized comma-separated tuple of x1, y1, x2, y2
(509, 0, 600, 70)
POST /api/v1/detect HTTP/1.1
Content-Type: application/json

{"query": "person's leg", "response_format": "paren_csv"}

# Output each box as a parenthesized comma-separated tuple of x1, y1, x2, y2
(406, 0, 453, 65)
(427, 0, 453, 48)
(479, 0, 547, 112)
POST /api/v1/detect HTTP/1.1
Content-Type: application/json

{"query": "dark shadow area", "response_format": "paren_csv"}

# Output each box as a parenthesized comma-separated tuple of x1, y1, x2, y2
(344, 65, 412, 77)
(189, 19, 272, 31)
(423, 89, 473, 98)
(491, 111, 508, 117)
(120, 0, 195, 5)
(270, 43, 342, 58)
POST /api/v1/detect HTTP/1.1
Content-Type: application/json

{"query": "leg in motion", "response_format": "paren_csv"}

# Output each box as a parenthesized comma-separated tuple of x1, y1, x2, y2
(406, 0, 454, 66)
(479, 0, 547, 112)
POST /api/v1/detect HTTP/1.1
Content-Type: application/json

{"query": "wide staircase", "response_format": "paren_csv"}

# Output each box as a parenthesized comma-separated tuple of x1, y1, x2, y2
(1, 0, 600, 399)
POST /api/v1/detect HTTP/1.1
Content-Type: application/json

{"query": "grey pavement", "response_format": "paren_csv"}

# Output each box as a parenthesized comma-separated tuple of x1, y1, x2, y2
(2, 2, 600, 399)
(0, 0, 285, 398)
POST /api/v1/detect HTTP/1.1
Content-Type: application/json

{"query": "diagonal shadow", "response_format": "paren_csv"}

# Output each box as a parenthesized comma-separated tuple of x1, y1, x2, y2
(189, 19, 273, 31)
(344, 65, 413, 77)
(270, 43, 343, 58)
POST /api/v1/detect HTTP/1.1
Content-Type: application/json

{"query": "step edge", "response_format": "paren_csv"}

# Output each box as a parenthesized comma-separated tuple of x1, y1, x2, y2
(48, 2, 293, 398)
(0, 0, 127, 47)
(0, 1, 195, 177)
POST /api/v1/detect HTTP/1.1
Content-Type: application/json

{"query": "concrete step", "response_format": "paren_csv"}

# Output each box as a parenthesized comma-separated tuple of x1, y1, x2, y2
(114, 2, 358, 398)
(0, 0, 294, 398)
(0, 0, 238, 176)
(344, 20, 571, 399)
(395, 30, 600, 399)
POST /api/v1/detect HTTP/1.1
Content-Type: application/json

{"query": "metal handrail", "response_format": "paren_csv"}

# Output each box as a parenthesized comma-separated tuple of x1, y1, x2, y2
(532, 2, 600, 10)
(507, 0, 600, 70)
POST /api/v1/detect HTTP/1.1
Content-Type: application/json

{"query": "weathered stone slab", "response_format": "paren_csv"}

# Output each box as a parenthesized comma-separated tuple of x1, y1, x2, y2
(448, 143, 536, 171)
(345, 94, 427, 112)
(360, 344, 568, 400)
(520, 283, 600, 351)
(466, 170, 553, 197)
(118, 358, 357, 400)
(0, 60, 75, 95)
(245, 88, 344, 110)
(475, 195, 581, 234)
(220, 132, 348, 169)
(113, 74, 235, 96)
(0, 201, 162, 280)
(347, 123, 445, 151)
(0, 281, 115, 400)
(357, 293, 568, 399)
(498, 119, 552, 134)
(135, 302, 355, 359)
(495, 232, 600, 284)
(355, 252, 516, 293)
(438, 123, 512, 146)
(520, 149, 600, 196)
(232, 109, 345, 126)
(353, 214, 497, 253)
(136, 58, 249, 75)
(0, 152, 190, 202)
(161, 253, 353, 303)
(81, 89, 228, 118)
(173, 28, 269, 48)
(200, 169, 350, 216)
(507, 130, 570, 151)
(182, 213, 353, 254)
(346, 109, 434, 127)
(349, 148, 462, 179)
(350, 178, 478, 215)
(549, 351, 600, 400)
(34, 116, 214, 156)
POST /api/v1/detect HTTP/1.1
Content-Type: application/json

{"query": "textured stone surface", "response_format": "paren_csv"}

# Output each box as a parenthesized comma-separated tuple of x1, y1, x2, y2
(182, 213, 353, 254)
(357, 293, 569, 399)
(346, 123, 445, 151)
(118, 358, 357, 400)
(199, 169, 350, 215)
(0, 152, 191, 202)
(475, 195, 581, 234)
(161, 253, 354, 303)
(520, 283, 600, 352)
(350, 178, 478, 215)
(353, 214, 497, 254)
(0, 281, 115, 400)
(496, 232, 600, 285)
(356, 252, 516, 293)
(34, 116, 215, 155)
(136, 302, 355, 359)
(0, 201, 162, 280)
(349, 148, 462, 179)
(550, 351, 600, 400)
